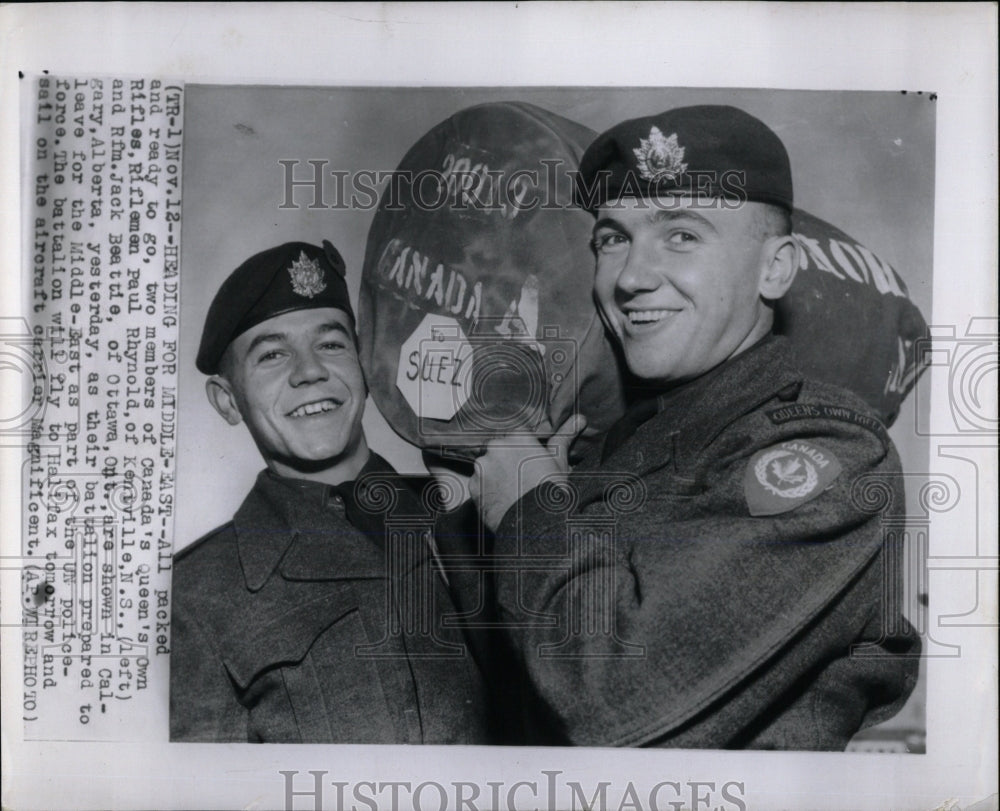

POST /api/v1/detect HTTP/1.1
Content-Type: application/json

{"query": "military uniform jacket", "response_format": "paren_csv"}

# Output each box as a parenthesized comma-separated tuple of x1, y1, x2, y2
(170, 453, 489, 743)
(494, 336, 920, 749)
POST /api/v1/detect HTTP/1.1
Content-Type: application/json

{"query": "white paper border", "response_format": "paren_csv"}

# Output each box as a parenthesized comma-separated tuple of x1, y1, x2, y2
(2, 4, 997, 811)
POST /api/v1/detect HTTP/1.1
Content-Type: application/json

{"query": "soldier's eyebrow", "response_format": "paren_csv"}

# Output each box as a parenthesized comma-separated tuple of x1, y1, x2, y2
(244, 322, 352, 356)
(647, 208, 717, 232)
(592, 217, 630, 238)
(592, 208, 718, 239)
(313, 322, 352, 339)
(246, 331, 287, 354)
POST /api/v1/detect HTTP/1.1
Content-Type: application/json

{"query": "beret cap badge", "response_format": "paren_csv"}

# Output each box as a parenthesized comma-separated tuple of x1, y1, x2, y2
(288, 251, 327, 298)
(633, 127, 687, 182)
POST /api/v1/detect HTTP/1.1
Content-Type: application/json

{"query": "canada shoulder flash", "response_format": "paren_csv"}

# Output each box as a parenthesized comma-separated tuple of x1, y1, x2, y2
(744, 439, 843, 516)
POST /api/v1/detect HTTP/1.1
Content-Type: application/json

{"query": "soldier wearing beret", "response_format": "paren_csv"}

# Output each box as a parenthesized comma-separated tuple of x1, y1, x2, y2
(170, 241, 490, 743)
(472, 105, 920, 748)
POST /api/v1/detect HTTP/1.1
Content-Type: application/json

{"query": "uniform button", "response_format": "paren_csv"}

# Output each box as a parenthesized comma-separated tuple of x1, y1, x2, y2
(777, 381, 803, 401)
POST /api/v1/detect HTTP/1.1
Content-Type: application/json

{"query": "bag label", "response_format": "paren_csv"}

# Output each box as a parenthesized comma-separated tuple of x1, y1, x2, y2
(397, 313, 472, 421)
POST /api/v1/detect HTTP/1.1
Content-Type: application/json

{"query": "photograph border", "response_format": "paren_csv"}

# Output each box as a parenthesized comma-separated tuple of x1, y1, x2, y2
(1, 4, 996, 811)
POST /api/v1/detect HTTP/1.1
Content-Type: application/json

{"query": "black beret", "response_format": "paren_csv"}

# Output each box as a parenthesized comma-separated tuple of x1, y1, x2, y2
(575, 105, 793, 213)
(196, 241, 353, 374)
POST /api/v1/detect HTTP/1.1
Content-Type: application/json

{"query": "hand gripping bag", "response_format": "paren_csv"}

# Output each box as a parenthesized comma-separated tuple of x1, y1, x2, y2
(358, 102, 626, 458)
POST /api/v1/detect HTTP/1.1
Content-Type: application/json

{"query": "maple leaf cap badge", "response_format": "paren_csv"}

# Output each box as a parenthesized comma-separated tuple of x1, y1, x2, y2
(633, 126, 688, 182)
(288, 251, 327, 298)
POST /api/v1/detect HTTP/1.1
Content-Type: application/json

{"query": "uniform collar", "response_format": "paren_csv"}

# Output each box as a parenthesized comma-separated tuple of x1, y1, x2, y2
(594, 335, 803, 476)
(666, 334, 802, 461)
(233, 452, 398, 592)
(655, 333, 781, 411)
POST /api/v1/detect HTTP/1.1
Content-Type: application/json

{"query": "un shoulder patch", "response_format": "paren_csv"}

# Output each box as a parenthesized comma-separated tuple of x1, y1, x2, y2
(744, 440, 843, 516)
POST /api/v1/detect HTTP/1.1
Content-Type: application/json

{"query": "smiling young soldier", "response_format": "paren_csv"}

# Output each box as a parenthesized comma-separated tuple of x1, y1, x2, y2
(472, 106, 920, 749)
(170, 242, 489, 743)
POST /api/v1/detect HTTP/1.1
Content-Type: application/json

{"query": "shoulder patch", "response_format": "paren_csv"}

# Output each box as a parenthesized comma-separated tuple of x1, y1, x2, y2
(767, 404, 889, 447)
(744, 440, 843, 516)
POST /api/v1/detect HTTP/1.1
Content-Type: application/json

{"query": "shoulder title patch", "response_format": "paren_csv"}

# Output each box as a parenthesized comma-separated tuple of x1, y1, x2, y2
(766, 404, 889, 448)
(744, 439, 842, 516)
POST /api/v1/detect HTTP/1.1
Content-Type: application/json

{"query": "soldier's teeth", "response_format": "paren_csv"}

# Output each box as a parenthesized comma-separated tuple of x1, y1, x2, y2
(628, 310, 672, 324)
(289, 400, 339, 417)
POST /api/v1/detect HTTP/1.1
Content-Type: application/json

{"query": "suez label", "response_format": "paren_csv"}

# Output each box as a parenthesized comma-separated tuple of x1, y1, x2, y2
(396, 313, 473, 421)
(395, 304, 565, 424)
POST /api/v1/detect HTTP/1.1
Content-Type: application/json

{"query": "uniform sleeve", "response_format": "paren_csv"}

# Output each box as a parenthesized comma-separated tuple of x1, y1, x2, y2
(493, 418, 920, 748)
(169, 587, 248, 742)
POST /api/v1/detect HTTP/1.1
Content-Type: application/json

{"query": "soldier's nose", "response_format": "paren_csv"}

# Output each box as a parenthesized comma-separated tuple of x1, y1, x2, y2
(289, 349, 329, 386)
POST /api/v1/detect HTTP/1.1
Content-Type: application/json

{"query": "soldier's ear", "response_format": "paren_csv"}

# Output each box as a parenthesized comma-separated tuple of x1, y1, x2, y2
(758, 234, 799, 301)
(205, 375, 243, 426)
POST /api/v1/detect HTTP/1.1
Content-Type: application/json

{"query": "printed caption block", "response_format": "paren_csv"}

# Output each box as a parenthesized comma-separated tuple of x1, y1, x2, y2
(17, 76, 182, 740)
